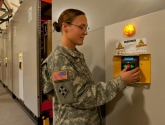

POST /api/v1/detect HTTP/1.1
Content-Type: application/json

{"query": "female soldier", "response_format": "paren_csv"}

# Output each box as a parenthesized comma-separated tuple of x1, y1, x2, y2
(42, 8, 140, 125)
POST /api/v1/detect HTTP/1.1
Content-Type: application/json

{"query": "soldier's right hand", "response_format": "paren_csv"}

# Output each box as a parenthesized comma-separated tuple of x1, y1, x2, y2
(119, 66, 140, 84)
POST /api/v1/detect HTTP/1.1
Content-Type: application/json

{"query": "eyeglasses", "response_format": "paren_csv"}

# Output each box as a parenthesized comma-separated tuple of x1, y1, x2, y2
(67, 23, 90, 31)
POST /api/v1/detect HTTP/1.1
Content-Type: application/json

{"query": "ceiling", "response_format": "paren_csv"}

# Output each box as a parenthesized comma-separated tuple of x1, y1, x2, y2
(0, 0, 52, 26)
(0, 0, 13, 25)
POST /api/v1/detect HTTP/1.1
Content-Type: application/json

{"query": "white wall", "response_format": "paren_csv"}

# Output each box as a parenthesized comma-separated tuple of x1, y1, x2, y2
(105, 10, 165, 125)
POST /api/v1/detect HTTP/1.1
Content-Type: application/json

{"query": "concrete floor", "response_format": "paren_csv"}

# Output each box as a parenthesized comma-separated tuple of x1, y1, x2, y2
(0, 82, 36, 125)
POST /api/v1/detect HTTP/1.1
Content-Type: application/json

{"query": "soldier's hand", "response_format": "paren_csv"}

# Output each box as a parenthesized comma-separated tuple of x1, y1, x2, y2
(119, 66, 140, 84)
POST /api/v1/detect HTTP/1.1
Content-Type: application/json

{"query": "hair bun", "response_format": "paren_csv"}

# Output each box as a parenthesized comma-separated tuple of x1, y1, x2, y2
(53, 22, 61, 32)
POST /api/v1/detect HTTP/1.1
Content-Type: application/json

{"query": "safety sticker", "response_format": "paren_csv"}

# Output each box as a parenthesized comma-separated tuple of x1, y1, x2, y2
(52, 70, 68, 81)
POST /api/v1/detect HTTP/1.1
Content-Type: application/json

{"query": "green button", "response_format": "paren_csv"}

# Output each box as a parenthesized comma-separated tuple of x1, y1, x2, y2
(130, 64, 134, 69)
(123, 64, 127, 68)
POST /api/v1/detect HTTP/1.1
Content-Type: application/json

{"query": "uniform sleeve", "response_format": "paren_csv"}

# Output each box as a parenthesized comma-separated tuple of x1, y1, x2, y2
(54, 65, 126, 109)
(41, 64, 55, 96)
(53, 54, 127, 109)
(71, 75, 127, 109)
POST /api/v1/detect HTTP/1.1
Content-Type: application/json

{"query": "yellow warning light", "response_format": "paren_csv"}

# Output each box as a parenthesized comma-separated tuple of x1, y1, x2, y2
(19, 53, 23, 57)
(123, 24, 135, 37)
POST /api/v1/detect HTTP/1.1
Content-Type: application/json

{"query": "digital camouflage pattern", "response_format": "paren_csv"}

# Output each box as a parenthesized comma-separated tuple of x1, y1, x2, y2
(41, 44, 127, 125)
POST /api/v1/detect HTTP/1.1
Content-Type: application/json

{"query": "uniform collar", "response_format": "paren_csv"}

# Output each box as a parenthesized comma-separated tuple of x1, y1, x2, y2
(56, 44, 84, 58)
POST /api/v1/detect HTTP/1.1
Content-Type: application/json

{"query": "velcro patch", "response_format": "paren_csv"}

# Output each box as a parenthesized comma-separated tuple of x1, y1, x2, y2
(58, 85, 68, 97)
(52, 70, 68, 81)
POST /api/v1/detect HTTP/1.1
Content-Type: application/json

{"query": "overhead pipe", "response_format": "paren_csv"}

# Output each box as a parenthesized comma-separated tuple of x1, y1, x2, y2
(4, 0, 13, 12)
(0, 0, 13, 25)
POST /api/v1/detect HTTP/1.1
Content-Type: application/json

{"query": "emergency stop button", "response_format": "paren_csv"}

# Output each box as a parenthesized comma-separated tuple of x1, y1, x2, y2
(122, 63, 135, 71)
(127, 64, 130, 69)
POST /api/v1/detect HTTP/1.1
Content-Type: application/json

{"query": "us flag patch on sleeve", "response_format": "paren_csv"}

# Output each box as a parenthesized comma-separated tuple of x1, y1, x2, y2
(52, 70, 68, 81)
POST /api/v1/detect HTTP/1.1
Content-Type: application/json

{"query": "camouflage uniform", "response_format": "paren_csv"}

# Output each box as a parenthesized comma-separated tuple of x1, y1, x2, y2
(42, 44, 127, 125)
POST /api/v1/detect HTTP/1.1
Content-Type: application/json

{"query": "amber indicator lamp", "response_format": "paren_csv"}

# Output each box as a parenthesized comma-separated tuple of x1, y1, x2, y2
(123, 24, 135, 37)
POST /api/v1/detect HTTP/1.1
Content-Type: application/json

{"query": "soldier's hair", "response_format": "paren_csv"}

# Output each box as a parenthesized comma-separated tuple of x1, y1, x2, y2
(53, 8, 85, 32)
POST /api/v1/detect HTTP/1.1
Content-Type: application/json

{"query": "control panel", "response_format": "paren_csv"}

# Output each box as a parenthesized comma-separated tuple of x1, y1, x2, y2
(121, 56, 139, 71)
(113, 54, 151, 84)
